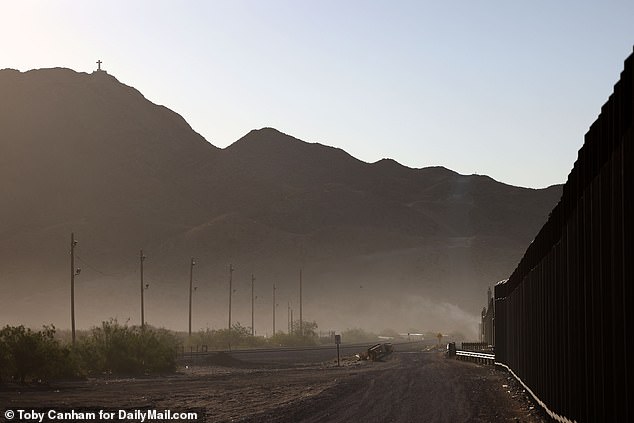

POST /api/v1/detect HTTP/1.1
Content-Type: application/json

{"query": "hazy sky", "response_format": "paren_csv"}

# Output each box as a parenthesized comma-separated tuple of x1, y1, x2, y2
(1, 1, 632, 188)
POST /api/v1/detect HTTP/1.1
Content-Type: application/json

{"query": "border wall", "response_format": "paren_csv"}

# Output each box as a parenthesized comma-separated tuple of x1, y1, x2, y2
(494, 48, 633, 422)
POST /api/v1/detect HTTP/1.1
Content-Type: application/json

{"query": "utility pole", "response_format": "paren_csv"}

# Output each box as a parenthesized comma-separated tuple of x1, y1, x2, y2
(299, 269, 303, 336)
(140, 249, 146, 329)
(272, 283, 276, 336)
(70, 233, 80, 346)
(251, 273, 255, 336)
(287, 301, 290, 334)
(228, 264, 234, 330)
(290, 308, 294, 335)
(188, 258, 196, 338)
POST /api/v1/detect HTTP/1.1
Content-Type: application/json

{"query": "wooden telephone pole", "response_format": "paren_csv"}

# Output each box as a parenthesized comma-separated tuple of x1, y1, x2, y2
(272, 283, 276, 336)
(228, 264, 235, 329)
(70, 233, 79, 345)
(299, 269, 303, 336)
(140, 249, 146, 329)
(188, 258, 196, 337)
(251, 273, 255, 336)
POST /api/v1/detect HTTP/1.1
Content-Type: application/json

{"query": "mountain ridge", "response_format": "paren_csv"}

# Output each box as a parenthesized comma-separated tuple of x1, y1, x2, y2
(0, 68, 563, 336)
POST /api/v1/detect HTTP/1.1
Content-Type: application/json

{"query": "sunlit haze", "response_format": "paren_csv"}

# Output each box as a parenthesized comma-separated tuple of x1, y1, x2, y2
(1, 4, 632, 418)
(2, 0, 632, 188)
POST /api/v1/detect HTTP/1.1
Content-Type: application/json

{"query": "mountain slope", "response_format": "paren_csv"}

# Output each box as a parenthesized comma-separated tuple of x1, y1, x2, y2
(214, 127, 560, 241)
(0, 68, 562, 336)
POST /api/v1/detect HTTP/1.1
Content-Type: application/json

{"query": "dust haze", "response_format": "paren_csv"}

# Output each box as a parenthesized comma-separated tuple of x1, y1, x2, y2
(2, 249, 494, 340)
(0, 68, 561, 340)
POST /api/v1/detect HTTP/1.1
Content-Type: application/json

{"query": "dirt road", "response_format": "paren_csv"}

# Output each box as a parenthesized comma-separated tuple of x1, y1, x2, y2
(1, 349, 546, 423)
(246, 351, 546, 423)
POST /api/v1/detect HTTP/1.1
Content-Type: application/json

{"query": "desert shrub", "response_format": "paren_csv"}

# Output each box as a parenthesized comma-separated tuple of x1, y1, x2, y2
(77, 319, 180, 375)
(0, 325, 80, 382)
(297, 320, 318, 338)
(190, 323, 268, 350)
(139, 327, 182, 372)
(188, 320, 323, 350)
(268, 320, 319, 347)
(0, 334, 9, 382)
(0, 321, 180, 381)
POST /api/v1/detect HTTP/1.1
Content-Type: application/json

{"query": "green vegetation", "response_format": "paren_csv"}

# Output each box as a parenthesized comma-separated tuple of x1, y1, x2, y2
(0, 325, 78, 383)
(187, 323, 268, 350)
(0, 318, 327, 382)
(187, 320, 321, 349)
(76, 319, 180, 375)
(0, 320, 180, 383)
(268, 320, 319, 347)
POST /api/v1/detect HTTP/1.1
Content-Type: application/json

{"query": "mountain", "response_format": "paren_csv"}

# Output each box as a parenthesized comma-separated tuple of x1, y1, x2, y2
(0, 68, 562, 337)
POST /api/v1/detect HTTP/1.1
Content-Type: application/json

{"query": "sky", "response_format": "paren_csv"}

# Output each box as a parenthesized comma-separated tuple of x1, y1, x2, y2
(1, 1, 632, 188)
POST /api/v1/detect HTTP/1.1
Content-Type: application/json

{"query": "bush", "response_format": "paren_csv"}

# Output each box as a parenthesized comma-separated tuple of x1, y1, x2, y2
(0, 321, 181, 381)
(189, 323, 268, 350)
(268, 320, 320, 347)
(76, 319, 180, 375)
(0, 325, 79, 383)
(0, 334, 9, 381)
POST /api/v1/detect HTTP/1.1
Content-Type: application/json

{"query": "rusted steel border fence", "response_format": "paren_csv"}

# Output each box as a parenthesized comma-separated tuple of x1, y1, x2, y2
(495, 48, 633, 422)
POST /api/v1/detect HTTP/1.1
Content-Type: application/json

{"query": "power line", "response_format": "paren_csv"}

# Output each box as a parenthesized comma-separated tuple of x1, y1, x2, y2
(75, 255, 121, 277)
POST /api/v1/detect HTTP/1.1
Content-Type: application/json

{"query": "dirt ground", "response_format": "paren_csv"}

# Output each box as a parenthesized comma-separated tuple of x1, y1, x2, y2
(1, 348, 549, 423)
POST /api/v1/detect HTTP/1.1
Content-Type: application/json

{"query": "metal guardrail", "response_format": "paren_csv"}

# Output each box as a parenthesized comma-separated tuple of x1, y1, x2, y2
(447, 342, 495, 364)
(455, 350, 495, 361)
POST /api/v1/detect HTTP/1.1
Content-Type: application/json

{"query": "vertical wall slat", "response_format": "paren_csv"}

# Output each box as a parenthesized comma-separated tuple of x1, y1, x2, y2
(493, 47, 633, 422)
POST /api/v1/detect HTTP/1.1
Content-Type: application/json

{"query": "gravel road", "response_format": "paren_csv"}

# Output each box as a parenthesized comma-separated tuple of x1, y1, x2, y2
(1, 346, 547, 423)
(243, 351, 547, 423)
